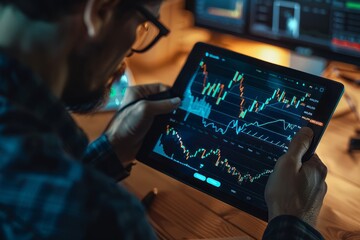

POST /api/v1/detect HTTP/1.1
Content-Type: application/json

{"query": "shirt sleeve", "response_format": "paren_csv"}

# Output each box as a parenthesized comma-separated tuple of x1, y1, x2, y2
(82, 134, 132, 182)
(81, 169, 158, 240)
(262, 215, 324, 240)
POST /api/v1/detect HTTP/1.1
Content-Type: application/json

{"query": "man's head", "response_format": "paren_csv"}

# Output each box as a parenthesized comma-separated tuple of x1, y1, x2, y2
(0, 0, 166, 113)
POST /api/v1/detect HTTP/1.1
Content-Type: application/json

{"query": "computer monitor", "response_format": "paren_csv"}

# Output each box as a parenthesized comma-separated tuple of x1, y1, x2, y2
(193, 0, 248, 35)
(189, 0, 360, 67)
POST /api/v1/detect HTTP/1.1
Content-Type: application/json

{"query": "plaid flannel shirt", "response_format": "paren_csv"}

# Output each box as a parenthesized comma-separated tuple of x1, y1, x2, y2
(0, 52, 156, 239)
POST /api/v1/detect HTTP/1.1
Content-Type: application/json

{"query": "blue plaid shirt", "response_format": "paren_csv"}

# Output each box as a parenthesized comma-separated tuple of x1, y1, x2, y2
(0, 52, 157, 239)
(0, 52, 324, 240)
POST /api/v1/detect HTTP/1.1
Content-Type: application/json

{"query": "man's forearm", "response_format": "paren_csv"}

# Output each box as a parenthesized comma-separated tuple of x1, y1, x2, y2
(82, 134, 132, 181)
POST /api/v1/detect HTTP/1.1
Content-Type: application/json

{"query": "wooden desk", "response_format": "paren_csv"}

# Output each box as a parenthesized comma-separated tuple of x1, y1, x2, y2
(74, 57, 360, 240)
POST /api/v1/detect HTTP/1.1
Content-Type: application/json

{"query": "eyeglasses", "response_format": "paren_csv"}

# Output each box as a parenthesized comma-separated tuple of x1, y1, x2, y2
(131, 5, 170, 53)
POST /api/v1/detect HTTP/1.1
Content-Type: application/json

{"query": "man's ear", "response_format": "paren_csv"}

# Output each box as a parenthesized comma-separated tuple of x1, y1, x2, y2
(83, 0, 120, 38)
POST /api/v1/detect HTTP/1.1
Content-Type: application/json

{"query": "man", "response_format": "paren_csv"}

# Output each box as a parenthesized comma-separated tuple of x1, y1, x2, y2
(0, 0, 327, 239)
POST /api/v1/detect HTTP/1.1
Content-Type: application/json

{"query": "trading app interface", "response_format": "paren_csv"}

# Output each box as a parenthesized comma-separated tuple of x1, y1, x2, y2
(195, 0, 248, 34)
(250, 0, 360, 58)
(150, 51, 326, 210)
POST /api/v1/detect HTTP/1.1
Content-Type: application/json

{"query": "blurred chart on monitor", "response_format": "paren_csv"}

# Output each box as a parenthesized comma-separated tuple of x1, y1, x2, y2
(250, 0, 360, 59)
(195, 0, 248, 35)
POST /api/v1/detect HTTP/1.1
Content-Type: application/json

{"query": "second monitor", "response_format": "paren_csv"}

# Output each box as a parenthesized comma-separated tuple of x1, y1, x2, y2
(191, 0, 360, 67)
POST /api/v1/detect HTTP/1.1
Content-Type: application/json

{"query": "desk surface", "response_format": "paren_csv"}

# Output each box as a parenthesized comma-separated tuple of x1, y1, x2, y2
(74, 56, 360, 240)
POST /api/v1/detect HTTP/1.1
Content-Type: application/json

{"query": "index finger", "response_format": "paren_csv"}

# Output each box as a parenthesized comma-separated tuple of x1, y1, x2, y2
(137, 83, 170, 96)
(123, 84, 170, 105)
(141, 98, 181, 116)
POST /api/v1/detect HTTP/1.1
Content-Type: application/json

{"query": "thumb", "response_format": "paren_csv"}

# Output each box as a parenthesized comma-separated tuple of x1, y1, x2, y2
(143, 97, 181, 116)
(284, 127, 314, 170)
(119, 97, 181, 139)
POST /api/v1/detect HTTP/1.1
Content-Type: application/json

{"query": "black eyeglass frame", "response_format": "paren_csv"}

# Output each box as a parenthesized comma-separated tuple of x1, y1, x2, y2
(131, 5, 170, 53)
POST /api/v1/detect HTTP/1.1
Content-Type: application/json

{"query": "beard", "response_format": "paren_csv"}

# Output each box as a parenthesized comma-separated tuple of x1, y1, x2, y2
(63, 62, 127, 114)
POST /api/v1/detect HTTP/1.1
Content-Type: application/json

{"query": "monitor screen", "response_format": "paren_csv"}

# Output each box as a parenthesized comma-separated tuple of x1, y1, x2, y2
(194, 0, 248, 34)
(191, 0, 360, 66)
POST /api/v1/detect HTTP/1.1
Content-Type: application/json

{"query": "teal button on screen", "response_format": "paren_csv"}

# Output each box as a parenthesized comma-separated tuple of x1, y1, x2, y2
(206, 178, 221, 187)
(194, 173, 206, 181)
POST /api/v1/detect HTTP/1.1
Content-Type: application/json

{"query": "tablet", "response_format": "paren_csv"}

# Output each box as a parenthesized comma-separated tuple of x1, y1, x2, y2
(137, 42, 344, 221)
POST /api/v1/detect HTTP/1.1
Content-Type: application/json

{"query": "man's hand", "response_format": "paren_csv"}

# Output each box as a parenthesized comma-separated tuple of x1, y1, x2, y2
(265, 127, 328, 227)
(105, 83, 181, 167)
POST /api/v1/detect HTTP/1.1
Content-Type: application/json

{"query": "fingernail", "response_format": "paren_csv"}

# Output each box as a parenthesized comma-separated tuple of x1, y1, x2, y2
(171, 97, 181, 105)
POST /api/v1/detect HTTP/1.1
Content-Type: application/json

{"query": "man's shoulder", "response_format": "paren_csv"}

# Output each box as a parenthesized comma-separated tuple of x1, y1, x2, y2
(0, 134, 144, 239)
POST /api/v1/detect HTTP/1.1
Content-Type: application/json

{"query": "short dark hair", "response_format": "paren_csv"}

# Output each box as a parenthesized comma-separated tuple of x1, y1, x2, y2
(0, 0, 159, 21)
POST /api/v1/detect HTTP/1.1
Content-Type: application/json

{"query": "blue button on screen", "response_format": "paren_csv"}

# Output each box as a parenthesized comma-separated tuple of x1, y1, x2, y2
(194, 173, 206, 181)
(206, 178, 221, 188)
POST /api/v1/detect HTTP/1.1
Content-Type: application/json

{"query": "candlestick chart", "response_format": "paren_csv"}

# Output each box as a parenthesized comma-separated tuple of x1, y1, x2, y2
(179, 58, 311, 150)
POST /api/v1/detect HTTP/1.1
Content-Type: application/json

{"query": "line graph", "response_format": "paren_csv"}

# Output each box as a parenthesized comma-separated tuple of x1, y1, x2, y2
(153, 125, 274, 185)
(165, 125, 221, 162)
(202, 117, 299, 145)
(215, 158, 273, 184)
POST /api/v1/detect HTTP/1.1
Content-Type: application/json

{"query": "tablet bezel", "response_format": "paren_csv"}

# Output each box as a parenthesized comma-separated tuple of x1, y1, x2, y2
(136, 42, 344, 221)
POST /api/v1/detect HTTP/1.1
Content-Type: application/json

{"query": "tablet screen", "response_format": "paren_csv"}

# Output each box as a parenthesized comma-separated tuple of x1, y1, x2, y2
(139, 43, 343, 220)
